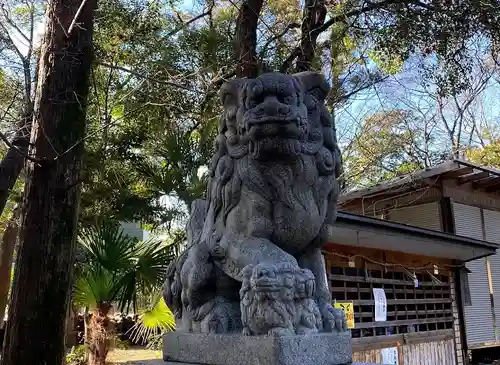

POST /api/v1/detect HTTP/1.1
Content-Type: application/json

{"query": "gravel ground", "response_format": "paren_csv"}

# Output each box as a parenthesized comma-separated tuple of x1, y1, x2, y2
(116, 361, 164, 365)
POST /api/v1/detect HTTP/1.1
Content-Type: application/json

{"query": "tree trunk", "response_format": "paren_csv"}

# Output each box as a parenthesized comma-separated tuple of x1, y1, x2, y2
(0, 204, 21, 328)
(0, 54, 37, 219)
(234, 0, 264, 78)
(65, 303, 79, 347)
(84, 307, 90, 345)
(296, 0, 326, 72)
(0, 120, 30, 216)
(87, 303, 111, 365)
(0, 0, 97, 364)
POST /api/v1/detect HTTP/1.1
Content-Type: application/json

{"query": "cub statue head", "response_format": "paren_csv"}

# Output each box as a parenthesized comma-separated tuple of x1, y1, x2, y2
(239, 262, 322, 336)
(218, 71, 341, 174)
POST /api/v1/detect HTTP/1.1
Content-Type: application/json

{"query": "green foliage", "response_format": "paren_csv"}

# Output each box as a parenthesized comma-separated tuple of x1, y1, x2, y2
(353, 0, 500, 95)
(343, 109, 438, 188)
(0, 71, 23, 130)
(69, 0, 500, 226)
(113, 337, 130, 350)
(74, 220, 175, 313)
(466, 136, 500, 168)
(66, 345, 87, 365)
(0, 177, 23, 233)
(366, 50, 404, 75)
(80, 0, 230, 226)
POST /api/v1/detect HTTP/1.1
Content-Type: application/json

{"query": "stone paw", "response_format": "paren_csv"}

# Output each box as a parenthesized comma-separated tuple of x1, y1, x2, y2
(267, 326, 295, 337)
(200, 299, 241, 334)
(296, 325, 318, 335)
(319, 302, 348, 333)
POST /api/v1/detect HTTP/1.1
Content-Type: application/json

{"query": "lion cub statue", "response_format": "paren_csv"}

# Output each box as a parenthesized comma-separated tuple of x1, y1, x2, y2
(163, 71, 348, 337)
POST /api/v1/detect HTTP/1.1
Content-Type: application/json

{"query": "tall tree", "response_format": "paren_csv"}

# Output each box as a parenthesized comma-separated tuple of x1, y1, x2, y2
(0, 203, 20, 327)
(0, 0, 40, 217)
(73, 0, 500, 227)
(1, 0, 97, 364)
(296, 0, 326, 71)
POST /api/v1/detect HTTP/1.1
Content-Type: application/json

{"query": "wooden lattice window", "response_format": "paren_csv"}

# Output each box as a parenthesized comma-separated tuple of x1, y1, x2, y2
(329, 265, 453, 338)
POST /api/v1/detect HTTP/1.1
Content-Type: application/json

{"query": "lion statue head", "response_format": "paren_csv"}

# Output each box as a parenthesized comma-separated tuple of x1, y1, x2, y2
(217, 72, 341, 166)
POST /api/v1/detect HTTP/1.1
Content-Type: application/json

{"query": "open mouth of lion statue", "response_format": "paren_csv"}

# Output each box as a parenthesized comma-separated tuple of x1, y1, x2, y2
(247, 122, 304, 159)
(219, 72, 314, 161)
(244, 92, 308, 160)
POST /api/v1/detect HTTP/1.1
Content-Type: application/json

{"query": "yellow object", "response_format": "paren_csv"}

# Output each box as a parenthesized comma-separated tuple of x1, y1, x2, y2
(334, 301, 355, 329)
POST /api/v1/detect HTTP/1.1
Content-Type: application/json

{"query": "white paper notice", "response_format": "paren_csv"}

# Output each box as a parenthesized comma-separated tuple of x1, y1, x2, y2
(373, 288, 387, 322)
(381, 347, 399, 365)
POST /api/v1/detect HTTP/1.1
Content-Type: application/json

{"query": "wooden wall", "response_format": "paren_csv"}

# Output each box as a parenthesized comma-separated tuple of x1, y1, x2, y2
(352, 339, 456, 365)
(324, 243, 460, 365)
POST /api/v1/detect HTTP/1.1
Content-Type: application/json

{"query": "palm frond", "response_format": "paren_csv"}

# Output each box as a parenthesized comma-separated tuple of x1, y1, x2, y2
(113, 270, 138, 313)
(135, 237, 175, 289)
(78, 220, 138, 272)
(73, 266, 119, 308)
(114, 237, 174, 312)
(75, 220, 177, 315)
(127, 293, 175, 347)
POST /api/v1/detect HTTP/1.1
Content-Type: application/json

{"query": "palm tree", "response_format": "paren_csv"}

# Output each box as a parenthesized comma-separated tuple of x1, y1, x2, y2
(73, 220, 175, 365)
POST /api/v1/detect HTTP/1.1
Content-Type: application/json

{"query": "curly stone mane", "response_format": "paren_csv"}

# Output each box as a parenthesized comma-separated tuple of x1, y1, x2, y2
(203, 72, 342, 250)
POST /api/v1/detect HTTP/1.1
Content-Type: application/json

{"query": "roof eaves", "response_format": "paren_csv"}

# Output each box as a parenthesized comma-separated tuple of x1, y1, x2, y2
(340, 159, 500, 203)
(336, 211, 499, 251)
(340, 161, 460, 201)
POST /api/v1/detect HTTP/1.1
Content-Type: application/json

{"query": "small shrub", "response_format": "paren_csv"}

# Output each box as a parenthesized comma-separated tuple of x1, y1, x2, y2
(113, 337, 130, 350)
(66, 345, 86, 365)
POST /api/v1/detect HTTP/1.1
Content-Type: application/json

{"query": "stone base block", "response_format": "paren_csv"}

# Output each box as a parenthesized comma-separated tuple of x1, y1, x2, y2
(163, 331, 352, 365)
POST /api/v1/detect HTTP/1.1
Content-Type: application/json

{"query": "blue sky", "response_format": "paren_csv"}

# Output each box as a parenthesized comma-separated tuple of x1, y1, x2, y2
(11, 1, 498, 153)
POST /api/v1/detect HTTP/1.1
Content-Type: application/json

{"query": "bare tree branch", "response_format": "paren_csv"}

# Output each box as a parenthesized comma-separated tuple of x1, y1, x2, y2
(96, 62, 196, 91)
(0, 4, 30, 45)
(67, 0, 89, 36)
(165, 1, 215, 39)
(259, 22, 300, 61)
(281, 0, 411, 72)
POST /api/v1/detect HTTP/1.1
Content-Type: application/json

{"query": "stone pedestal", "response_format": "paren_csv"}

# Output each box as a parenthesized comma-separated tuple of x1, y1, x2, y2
(163, 331, 353, 365)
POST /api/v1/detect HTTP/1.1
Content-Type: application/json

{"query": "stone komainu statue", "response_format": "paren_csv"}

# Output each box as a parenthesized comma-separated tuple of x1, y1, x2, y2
(163, 71, 348, 336)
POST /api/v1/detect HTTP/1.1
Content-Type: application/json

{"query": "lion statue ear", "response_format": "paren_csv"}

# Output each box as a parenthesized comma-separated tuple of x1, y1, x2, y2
(220, 79, 243, 107)
(294, 71, 330, 102)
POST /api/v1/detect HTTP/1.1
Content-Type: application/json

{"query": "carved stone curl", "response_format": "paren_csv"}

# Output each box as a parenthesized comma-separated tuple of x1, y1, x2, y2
(163, 71, 348, 336)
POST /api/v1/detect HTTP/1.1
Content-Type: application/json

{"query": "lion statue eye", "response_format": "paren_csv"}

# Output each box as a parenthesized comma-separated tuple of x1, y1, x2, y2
(247, 94, 264, 109)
